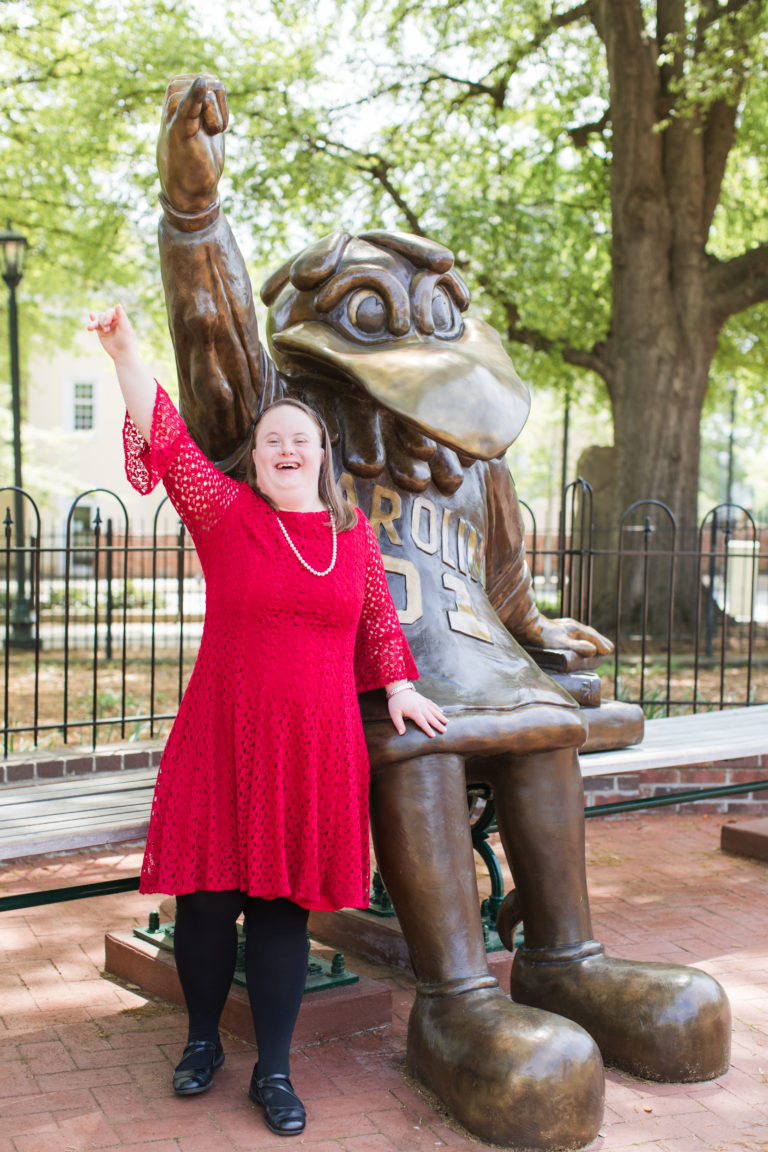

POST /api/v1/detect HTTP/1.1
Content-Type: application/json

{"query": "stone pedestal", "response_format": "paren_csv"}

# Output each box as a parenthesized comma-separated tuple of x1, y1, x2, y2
(308, 908, 514, 985)
(721, 817, 768, 863)
(104, 930, 392, 1046)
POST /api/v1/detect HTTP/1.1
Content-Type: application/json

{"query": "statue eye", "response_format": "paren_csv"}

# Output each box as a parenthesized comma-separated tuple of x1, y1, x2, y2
(348, 289, 387, 334)
(432, 286, 455, 332)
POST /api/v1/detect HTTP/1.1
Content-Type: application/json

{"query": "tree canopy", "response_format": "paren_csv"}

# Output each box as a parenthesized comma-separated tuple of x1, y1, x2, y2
(2, 2, 206, 301)
(2, 0, 767, 543)
(229, 1, 768, 523)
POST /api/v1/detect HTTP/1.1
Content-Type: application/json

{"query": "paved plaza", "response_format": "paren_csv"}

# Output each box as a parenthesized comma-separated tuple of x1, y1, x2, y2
(1, 811, 767, 1151)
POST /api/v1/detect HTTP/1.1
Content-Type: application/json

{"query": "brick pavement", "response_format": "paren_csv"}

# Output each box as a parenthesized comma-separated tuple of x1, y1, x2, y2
(1, 812, 767, 1151)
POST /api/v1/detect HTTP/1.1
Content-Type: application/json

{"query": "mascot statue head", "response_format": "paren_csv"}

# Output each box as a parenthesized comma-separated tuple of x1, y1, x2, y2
(260, 230, 530, 490)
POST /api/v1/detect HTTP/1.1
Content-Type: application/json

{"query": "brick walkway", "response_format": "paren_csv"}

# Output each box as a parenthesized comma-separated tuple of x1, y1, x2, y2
(1, 811, 767, 1151)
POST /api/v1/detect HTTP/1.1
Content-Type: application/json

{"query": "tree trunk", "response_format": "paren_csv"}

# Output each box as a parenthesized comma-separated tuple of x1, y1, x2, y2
(583, 0, 727, 634)
(581, 342, 716, 636)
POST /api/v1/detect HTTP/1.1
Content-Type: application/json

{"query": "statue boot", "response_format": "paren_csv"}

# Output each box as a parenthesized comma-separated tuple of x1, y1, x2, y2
(370, 752, 605, 1151)
(486, 748, 732, 1082)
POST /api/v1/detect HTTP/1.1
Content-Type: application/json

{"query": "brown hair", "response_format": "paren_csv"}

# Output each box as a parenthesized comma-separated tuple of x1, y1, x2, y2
(240, 398, 357, 531)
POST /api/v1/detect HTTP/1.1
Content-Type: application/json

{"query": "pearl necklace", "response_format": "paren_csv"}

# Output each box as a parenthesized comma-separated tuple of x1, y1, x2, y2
(274, 510, 337, 576)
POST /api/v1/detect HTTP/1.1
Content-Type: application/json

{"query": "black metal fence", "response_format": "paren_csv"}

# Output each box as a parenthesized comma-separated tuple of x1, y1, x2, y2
(550, 484, 766, 716)
(1, 486, 201, 756)
(2, 484, 766, 755)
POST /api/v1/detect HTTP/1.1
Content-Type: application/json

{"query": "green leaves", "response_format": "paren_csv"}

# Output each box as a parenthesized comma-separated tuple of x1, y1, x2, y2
(1, 0, 212, 347)
(2, 0, 766, 429)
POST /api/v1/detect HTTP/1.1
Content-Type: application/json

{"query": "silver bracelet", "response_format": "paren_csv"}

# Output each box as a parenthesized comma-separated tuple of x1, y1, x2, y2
(386, 681, 415, 700)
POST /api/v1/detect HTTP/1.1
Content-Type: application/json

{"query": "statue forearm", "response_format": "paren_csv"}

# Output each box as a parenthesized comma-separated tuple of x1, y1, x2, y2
(159, 202, 280, 463)
(487, 544, 542, 640)
(484, 458, 544, 641)
(484, 460, 614, 656)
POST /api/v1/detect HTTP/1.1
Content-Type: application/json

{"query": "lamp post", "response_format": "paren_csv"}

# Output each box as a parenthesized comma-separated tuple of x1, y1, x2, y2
(0, 223, 34, 646)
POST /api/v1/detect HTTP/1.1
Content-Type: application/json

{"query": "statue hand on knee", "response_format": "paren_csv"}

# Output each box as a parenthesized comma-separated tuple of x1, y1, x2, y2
(520, 614, 614, 657)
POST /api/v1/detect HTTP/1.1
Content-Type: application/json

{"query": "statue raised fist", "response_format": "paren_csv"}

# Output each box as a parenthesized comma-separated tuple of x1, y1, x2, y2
(157, 74, 228, 216)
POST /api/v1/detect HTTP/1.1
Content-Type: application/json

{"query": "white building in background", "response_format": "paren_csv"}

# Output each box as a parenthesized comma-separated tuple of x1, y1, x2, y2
(24, 332, 180, 540)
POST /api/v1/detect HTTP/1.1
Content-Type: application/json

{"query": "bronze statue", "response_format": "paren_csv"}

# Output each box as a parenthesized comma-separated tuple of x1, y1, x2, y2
(155, 74, 731, 1149)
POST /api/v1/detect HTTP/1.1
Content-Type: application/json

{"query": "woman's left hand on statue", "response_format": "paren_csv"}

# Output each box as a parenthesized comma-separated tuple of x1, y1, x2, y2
(388, 690, 448, 738)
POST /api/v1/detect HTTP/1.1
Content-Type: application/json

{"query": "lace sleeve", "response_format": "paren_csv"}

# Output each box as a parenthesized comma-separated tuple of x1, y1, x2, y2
(354, 514, 419, 693)
(123, 383, 241, 534)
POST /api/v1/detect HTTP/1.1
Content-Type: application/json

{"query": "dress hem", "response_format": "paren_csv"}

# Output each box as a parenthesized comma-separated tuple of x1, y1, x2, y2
(138, 881, 370, 914)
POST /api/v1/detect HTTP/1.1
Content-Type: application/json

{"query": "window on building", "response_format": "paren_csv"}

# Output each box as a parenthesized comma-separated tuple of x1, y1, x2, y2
(73, 381, 95, 431)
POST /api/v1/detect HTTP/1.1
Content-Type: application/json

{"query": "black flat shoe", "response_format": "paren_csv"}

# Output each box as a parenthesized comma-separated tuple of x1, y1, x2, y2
(249, 1070, 306, 1135)
(173, 1039, 225, 1095)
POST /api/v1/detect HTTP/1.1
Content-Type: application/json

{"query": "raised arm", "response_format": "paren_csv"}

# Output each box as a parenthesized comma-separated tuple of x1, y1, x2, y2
(157, 74, 282, 462)
(89, 304, 241, 535)
(87, 305, 155, 438)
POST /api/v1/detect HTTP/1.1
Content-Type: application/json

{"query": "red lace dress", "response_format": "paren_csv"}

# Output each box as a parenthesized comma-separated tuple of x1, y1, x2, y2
(125, 386, 417, 910)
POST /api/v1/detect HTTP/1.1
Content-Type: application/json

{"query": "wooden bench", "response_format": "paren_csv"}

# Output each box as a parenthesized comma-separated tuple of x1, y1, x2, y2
(579, 705, 768, 777)
(0, 768, 157, 860)
(1, 706, 766, 862)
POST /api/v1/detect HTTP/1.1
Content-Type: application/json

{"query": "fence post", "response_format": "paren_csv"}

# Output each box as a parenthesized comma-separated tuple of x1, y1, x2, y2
(3, 509, 12, 757)
(705, 509, 718, 659)
(91, 509, 102, 749)
(106, 517, 114, 661)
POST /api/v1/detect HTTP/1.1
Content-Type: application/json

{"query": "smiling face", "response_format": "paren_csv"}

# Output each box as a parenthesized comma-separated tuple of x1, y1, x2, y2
(251, 403, 326, 512)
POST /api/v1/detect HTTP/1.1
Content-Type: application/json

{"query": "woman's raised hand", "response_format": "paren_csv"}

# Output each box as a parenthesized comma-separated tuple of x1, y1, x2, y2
(88, 304, 155, 440)
(87, 304, 137, 363)
(388, 690, 448, 738)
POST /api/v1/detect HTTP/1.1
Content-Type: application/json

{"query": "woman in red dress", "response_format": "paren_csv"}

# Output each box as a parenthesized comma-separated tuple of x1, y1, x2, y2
(90, 304, 447, 1137)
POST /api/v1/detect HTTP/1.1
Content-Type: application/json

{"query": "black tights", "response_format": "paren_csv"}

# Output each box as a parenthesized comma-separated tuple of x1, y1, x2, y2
(174, 890, 309, 1077)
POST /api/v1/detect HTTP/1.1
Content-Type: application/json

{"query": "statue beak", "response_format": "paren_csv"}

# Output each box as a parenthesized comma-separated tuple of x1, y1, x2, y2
(270, 317, 531, 459)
